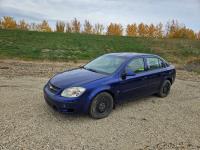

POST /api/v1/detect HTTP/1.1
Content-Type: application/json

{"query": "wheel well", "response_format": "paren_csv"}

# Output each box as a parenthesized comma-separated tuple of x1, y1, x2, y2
(93, 90, 116, 106)
(166, 78, 172, 84)
(100, 90, 115, 101)
(103, 90, 117, 108)
(103, 90, 115, 100)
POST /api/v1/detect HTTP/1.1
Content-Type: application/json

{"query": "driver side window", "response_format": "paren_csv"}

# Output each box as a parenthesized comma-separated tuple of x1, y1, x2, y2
(126, 58, 145, 73)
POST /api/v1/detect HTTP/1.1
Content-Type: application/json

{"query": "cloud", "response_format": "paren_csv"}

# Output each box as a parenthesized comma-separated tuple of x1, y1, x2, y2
(0, 0, 199, 31)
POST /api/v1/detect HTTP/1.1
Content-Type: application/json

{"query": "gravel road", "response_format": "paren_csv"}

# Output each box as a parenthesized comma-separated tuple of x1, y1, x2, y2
(0, 60, 200, 150)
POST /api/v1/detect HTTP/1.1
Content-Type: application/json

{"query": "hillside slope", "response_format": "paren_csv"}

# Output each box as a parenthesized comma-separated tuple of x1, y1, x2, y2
(0, 29, 199, 64)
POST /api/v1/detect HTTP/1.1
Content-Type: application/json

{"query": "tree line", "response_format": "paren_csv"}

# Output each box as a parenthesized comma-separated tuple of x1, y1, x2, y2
(0, 16, 199, 40)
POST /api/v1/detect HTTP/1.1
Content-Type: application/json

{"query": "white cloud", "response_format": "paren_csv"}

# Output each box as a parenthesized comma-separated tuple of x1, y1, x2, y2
(0, 0, 199, 31)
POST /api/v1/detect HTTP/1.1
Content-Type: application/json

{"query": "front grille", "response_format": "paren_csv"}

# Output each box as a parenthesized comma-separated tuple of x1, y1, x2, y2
(48, 83, 60, 94)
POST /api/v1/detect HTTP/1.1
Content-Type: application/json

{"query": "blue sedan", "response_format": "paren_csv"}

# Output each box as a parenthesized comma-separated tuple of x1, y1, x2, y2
(44, 53, 176, 119)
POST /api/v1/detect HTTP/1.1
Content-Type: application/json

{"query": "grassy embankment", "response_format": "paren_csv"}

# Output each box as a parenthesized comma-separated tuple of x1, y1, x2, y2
(0, 29, 199, 72)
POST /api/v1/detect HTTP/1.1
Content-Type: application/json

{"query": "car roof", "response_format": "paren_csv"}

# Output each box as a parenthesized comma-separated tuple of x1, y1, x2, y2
(105, 52, 157, 58)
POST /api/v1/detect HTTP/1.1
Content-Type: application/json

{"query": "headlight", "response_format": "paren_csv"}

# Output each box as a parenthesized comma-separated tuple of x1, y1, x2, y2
(61, 87, 86, 98)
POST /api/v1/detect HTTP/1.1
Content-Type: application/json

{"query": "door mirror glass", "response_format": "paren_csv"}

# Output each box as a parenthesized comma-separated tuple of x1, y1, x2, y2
(125, 68, 136, 76)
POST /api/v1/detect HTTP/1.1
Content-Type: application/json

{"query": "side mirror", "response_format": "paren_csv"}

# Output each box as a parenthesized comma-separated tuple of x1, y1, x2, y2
(121, 69, 135, 80)
(79, 65, 84, 68)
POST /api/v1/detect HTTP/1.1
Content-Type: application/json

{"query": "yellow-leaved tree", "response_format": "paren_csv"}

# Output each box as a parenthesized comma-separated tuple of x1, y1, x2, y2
(147, 24, 156, 37)
(93, 23, 104, 35)
(155, 23, 163, 38)
(107, 23, 123, 36)
(17, 20, 29, 30)
(1, 16, 17, 29)
(83, 20, 93, 34)
(66, 22, 72, 33)
(56, 21, 65, 32)
(138, 23, 146, 37)
(166, 20, 196, 39)
(0, 20, 2, 29)
(37, 20, 52, 32)
(126, 24, 137, 37)
(29, 23, 38, 31)
(71, 18, 81, 33)
(166, 20, 180, 38)
(178, 28, 196, 39)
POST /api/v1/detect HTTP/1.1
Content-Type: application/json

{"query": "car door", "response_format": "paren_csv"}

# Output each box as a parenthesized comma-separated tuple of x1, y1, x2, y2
(118, 57, 149, 101)
(145, 57, 164, 94)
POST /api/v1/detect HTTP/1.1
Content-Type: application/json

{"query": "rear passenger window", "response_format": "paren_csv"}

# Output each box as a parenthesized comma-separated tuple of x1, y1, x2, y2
(158, 59, 166, 68)
(146, 57, 160, 70)
(126, 58, 145, 73)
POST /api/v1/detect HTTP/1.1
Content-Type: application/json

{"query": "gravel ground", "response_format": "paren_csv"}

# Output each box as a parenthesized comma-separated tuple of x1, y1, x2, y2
(0, 60, 200, 150)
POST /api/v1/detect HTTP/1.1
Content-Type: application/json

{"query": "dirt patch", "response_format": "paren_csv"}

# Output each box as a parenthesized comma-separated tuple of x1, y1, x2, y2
(0, 59, 87, 78)
(0, 59, 200, 81)
(0, 59, 200, 149)
(184, 58, 200, 74)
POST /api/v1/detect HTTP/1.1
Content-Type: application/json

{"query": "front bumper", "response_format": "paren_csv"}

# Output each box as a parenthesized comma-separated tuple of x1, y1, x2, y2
(43, 85, 83, 113)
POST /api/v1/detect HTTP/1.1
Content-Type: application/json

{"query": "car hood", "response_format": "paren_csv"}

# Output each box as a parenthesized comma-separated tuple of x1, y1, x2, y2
(50, 68, 108, 88)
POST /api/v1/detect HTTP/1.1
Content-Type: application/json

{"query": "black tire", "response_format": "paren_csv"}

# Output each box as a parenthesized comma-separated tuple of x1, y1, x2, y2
(158, 80, 171, 97)
(89, 92, 113, 119)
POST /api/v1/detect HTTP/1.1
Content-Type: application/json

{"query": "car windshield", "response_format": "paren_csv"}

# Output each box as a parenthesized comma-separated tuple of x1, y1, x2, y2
(84, 55, 126, 74)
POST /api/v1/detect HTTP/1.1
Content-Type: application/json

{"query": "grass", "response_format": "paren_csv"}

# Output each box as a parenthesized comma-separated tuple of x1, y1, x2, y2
(0, 29, 200, 65)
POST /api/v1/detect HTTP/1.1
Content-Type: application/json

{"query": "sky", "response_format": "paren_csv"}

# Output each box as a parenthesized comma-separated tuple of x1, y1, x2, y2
(0, 0, 200, 31)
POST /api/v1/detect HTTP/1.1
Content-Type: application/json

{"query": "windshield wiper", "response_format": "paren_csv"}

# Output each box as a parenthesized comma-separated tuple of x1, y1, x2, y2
(83, 67, 98, 73)
(83, 67, 110, 75)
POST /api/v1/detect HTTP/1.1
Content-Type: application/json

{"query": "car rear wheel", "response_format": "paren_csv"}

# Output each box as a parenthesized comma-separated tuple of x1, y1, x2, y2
(89, 92, 113, 119)
(158, 80, 171, 97)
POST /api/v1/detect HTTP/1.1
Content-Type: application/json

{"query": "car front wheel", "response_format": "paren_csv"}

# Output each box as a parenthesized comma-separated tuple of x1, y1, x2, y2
(89, 92, 113, 119)
(158, 80, 171, 97)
